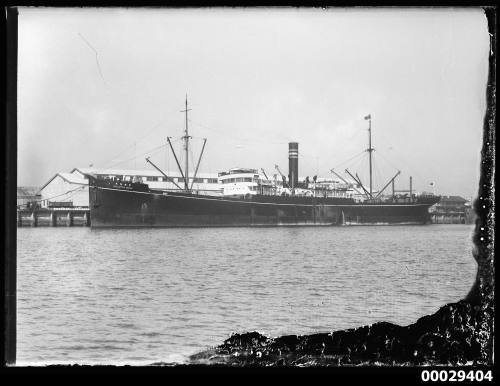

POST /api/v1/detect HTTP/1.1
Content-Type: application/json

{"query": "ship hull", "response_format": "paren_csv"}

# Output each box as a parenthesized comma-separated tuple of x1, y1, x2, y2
(89, 185, 435, 228)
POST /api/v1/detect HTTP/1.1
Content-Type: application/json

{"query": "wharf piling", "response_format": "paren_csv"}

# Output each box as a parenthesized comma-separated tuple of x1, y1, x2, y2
(431, 209, 476, 225)
(17, 208, 90, 227)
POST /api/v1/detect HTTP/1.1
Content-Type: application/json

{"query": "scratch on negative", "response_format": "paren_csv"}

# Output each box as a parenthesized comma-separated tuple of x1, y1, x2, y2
(78, 32, 107, 85)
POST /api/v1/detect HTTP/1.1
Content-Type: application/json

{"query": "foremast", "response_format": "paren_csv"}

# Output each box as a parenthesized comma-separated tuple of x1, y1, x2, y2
(364, 114, 374, 200)
(181, 95, 192, 192)
(150, 96, 206, 194)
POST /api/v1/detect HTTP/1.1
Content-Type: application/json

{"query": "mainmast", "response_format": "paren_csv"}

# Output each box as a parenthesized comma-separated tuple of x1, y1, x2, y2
(365, 114, 374, 199)
(181, 95, 192, 192)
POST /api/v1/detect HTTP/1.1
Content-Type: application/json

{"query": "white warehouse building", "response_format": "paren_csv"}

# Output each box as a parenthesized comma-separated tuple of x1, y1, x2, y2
(38, 167, 366, 209)
(39, 172, 89, 208)
(39, 167, 221, 208)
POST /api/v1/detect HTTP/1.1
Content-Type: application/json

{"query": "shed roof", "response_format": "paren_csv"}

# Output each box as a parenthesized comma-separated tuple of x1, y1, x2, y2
(39, 172, 88, 192)
(71, 167, 218, 178)
(440, 195, 468, 203)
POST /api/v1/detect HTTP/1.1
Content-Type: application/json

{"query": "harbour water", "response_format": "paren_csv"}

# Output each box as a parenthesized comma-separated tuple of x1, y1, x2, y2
(16, 225, 477, 365)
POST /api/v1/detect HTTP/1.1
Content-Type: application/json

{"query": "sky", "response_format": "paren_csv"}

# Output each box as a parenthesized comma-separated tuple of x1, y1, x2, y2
(17, 7, 490, 198)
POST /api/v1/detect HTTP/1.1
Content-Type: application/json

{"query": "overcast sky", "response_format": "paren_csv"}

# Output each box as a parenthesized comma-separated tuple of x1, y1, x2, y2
(17, 7, 489, 198)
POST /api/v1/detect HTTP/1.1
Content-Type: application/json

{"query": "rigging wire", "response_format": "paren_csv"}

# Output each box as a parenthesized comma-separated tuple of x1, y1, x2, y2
(300, 153, 324, 177)
(189, 147, 196, 178)
(106, 144, 167, 170)
(59, 186, 87, 202)
(29, 185, 87, 205)
(376, 151, 405, 189)
(144, 137, 183, 174)
(376, 150, 417, 190)
(350, 153, 367, 184)
(295, 149, 366, 181)
(322, 127, 366, 167)
(373, 156, 384, 193)
(347, 151, 365, 174)
(165, 143, 169, 173)
(371, 129, 430, 184)
(96, 103, 188, 170)
(375, 150, 400, 174)
(375, 150, 425, 192)
(188, 119, 288, 146)
(298, 156, 318, 179)
(331, 150, 366, 170)
(98, 120, 170, 169)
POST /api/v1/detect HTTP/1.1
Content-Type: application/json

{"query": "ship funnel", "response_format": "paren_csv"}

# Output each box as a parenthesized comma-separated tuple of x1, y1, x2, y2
(288, 142, 299, 189)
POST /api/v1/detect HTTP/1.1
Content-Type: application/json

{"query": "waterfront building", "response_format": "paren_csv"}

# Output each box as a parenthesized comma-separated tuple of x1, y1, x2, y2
(39, 172, 89, 208)
(38, 167, 222, 208)
(16, 186, 41, 209)
(35, 163, 382, 210)
(430, 195, 474, 224)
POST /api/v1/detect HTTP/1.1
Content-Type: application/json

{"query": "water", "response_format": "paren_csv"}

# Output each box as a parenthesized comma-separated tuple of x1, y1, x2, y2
(16, 225, 477, 365)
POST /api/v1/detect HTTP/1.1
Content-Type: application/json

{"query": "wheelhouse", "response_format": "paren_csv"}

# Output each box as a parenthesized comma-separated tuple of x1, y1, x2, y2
(218, 168, 276, 197)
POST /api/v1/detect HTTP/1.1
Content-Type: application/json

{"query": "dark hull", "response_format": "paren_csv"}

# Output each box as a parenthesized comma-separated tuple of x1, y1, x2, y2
(89, 185, 437, 228)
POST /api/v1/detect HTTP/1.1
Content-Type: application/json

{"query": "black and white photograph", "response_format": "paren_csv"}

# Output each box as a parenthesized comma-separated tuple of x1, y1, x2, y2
(4, 6, 495, 376)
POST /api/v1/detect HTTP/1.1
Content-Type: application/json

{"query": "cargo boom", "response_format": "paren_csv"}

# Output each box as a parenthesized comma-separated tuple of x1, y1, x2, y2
(88, 179, 438, 228)
(88, 99, 440, 228)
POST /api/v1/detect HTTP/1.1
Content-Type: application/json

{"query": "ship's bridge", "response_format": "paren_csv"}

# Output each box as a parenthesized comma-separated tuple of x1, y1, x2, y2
(218, 168, 258, 176)
(218, 168, 274, 197)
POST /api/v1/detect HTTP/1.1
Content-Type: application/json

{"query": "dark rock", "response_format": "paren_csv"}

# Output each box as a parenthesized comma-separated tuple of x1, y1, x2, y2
(189, 69, 495, 366)
(190, 294, 493, 366)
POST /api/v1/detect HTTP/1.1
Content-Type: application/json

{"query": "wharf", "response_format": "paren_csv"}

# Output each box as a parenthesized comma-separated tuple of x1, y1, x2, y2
(431, 211, 475, 225)
(17, 208, 90, 227)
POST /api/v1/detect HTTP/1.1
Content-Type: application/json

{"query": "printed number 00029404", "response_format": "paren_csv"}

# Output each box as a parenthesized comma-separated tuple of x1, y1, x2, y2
(421, 370, 493, 382)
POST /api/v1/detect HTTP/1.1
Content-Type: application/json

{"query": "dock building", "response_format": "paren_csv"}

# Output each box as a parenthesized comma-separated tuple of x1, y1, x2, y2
(430, 195, 474, 224)
(16, 186, 41, 209)
(38, 167, 222, 208)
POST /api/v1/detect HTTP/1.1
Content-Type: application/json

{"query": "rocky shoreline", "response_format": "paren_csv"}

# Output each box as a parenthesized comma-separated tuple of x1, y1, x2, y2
(187, 44, 495, 366)
(188, 192, 494, 366)
(189, 296, 493, 366)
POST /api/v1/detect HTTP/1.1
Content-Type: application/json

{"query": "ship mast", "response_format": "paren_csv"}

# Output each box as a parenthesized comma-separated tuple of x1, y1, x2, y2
(365, 114, 374, 199)
(147, 96, 206, 194)
(181, 95, 192, 192)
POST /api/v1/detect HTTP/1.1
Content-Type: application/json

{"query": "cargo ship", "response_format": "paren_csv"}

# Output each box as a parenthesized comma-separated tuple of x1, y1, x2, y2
(87, 100, 440, 228)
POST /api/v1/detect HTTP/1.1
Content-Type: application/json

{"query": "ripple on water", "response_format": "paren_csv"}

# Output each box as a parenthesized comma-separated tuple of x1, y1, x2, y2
(16, 225, 477, 364)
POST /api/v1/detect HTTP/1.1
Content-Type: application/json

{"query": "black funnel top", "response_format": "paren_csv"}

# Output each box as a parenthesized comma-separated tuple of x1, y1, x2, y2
(288, 142, 298, 189)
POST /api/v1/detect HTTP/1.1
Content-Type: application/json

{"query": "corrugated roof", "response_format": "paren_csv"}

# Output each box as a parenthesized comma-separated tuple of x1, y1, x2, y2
(59, 172, 88, 185)
(441, 195, 467, 203)
(71, 167, 344, 182)
(72, 167, 218, 178)
(39, 172, 89, 192)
